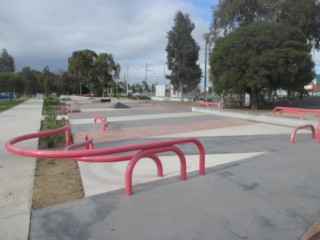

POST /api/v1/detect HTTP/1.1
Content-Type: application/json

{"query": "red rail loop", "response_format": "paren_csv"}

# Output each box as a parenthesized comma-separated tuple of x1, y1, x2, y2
(94, 115, 108, 131)
(272, 106, 320, 119)
(5, 123, 206, 195)
(290, 124, 316, 144)
(195, 101, 221, 109)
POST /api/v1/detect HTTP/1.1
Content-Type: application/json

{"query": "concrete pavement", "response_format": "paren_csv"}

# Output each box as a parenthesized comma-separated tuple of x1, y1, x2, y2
(0, 98, 43, 240)
(2, 97, 320, 239)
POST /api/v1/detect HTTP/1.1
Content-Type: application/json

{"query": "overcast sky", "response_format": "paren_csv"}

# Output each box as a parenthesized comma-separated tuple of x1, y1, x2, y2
(1, 0, 319, 88)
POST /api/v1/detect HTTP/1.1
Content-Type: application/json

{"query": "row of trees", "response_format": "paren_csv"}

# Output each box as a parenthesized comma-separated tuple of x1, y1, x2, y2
(209, 0, 320, 109)
(0, 48, 161, 98)
(0, 48, 125, 98)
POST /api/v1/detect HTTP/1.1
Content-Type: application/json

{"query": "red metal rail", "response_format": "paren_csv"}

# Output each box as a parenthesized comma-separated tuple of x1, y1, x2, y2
(61, 104, 73, 113)
(5, 123, 206, 195)
(290, 113, 320, 144)
(290, 124, 316, 144)
(272, 106, 320, 119)
(94, 115, 108, 131)
(195, 101, 221, 109)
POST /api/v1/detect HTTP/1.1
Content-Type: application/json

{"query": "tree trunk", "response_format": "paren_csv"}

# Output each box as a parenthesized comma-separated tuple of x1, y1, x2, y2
(250, 88, 259, 109)
(180, 82, 183, 102)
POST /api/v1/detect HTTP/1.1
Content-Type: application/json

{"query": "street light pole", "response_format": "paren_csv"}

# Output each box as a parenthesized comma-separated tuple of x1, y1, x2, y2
(203, 33, 211, 102)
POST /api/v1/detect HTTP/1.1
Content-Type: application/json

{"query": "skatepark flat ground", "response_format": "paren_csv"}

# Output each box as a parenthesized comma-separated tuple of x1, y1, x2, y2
(1, 97, 320, 240)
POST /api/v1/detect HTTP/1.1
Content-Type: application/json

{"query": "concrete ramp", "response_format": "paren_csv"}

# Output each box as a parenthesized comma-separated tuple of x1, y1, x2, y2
(112, 102, 130, 109)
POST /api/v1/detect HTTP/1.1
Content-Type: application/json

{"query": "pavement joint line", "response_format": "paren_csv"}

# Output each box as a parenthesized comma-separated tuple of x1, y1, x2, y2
(69, 112, 206, 124)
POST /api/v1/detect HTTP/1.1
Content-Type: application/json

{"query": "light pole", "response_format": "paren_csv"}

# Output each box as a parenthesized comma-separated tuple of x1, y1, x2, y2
(144, 62, 152, 95)
(203, 33, 210, 102)
(126, 63, 129, 96)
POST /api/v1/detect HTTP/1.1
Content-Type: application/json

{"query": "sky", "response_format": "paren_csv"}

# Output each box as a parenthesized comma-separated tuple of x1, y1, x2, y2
(1, 0, 319, 89)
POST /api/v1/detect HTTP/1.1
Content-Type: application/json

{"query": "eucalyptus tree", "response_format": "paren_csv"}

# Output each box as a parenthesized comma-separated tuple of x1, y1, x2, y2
(94, 53, 120, 96)
(68, 49, 97, 95)
(166, 11, 202, 101)
(0, 48, 15, 73)
(19, 67, 41, 97)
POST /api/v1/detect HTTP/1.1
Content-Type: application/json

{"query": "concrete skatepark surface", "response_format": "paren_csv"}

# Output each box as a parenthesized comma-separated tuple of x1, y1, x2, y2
(1, 96, 320, 240)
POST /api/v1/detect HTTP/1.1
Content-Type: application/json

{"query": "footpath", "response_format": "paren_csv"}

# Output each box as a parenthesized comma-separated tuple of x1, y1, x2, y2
(0, 98, 43, 240)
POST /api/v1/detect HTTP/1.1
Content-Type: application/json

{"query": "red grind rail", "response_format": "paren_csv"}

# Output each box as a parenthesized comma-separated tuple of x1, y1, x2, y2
(94, 115, 108, 131)
(5, 123, 205, 195)
(272, 106, 320, 120)
(290, 113, 320, 144)
(61, 104, 73, 113)
(195, 101, 221, 109)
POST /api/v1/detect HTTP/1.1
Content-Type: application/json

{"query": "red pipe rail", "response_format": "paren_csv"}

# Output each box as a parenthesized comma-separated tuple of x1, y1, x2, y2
(5, 123, 206, 195)
(94, 115, 108, 131)
(272, 106, 320, 119)
(61, 104, 73, 113)
(195, 101, 221, 109)
(290, 113, 320, 144)
(290, 124, 316, 144)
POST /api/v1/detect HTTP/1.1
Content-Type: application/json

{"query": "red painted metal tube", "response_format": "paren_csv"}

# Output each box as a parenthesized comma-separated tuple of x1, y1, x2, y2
(6, 123, 71, 151)
(272, 106, 320, 117)
(279, 109, 304, 119)
(290, 124, 316, 144)
(125, 145, 186, 195)
(66, 133, 94, 150)
(94, 115, 108, 131)
(6, 129, 205, 168)
(195, 101, 221, 109)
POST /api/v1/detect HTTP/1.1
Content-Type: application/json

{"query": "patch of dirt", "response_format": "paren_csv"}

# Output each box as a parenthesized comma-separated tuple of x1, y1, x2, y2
(31, 134, 84, 210)
(32, 156, 84, 210)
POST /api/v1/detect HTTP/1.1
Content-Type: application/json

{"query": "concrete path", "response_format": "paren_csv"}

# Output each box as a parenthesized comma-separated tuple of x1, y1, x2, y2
(0, 98, 43, 240)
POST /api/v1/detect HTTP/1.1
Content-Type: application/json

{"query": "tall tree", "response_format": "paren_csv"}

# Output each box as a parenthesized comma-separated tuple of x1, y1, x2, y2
(211, 0, 320, 49)
(166, 11, 202, 101)
(94, 53, 120, 96)
(68, 49, 97, 95)
(19, 67, 41, 97)
(42, 66, 56, 96)
(209, 22, 314, 109)
(55, 71, 78, 95)
(0, 48, 15, 73)
(0, 72, 24, 101)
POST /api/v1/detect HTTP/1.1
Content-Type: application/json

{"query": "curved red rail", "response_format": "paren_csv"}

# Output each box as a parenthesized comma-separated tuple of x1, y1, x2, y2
(272, 106, 320, 119)
(5, 123, 206, 195)
(94, 115, 108, 131)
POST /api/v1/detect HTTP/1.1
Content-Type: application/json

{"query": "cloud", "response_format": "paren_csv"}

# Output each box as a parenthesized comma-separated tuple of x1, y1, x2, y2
(0, 0, 215, 86)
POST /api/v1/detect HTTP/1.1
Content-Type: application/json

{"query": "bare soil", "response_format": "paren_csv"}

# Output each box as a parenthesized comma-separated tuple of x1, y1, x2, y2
(32, 156, 84, 210)
(32, 142, 84, 210)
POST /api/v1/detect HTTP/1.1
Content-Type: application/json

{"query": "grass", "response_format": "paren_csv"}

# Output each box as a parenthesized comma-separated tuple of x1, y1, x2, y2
(0, 98, 27, 113)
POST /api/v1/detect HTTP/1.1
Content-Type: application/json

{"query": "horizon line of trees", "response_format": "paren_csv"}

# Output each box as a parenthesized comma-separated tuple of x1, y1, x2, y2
(0, 48, 165, 98)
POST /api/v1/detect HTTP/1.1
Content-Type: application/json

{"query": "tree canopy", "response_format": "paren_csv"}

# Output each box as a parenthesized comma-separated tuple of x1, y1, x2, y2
(0, 48, 15, 73)
(68, 49, 97, 95)
(211, 0, 320, 50)
(93, 53, 120, 96)
(209, 22, 315, 109)
(68, 49, 120, 96)
(166, 11, 202, 99)
(0, 72, 25, 100)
